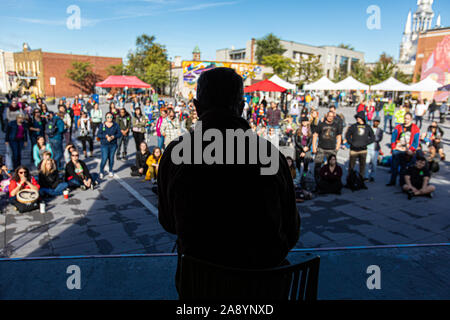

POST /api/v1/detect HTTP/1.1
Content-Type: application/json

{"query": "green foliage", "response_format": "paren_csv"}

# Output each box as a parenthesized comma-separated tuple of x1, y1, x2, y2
(368, 53, 395, 85)
(297, 55, 323, 86)
(333, 67, 347, 82)
(395, 70, 413, 84)
(107, 63, 127, 76)
(66, 61, 100, 94)
(127, 34, 169, 92)
(338, 43, 355, 51)
(262, 54, 294, 79)
(351, 61, 369, 83)
(255, 33, 286, 64)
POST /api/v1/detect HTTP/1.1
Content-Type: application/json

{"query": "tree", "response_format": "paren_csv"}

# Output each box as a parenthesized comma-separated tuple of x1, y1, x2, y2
(262, 54, 294, 79)
(338, 43, 355, 51)
(395, 70, 413, 84)
(255, 33, 286, 65)
(297, 55, 323, 86)
(333, 67, 347, 82)
(368, 53, 395, 85)
(351, 61, 370, 83)
(66, 61, 100, 94)
(107, 63, 127, 76)
(127, 34, 169, 92)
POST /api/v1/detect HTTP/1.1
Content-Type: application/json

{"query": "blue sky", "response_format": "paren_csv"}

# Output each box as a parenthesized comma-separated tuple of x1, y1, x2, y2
(1, 0, 448, 63)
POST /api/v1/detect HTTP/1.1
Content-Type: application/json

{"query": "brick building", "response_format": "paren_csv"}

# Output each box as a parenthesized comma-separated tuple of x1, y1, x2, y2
(13, 43, 122, 97)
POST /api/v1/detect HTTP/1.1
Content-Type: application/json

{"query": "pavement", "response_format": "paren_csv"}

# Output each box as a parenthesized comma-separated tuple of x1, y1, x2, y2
(0, 101, 449, 259)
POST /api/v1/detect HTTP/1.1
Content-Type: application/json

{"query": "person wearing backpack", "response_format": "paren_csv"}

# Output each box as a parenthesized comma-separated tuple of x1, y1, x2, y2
(346, 111, 375, 179)
(46, 111, 66, 171)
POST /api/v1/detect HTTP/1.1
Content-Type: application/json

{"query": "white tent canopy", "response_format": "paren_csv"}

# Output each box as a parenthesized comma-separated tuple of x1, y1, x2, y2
(370, 77, 411, 91)
(269, 75, 296, 90)
(334, 76, 369, 91)
(409, 76, 443, 92)
(304, 76, 337, 90)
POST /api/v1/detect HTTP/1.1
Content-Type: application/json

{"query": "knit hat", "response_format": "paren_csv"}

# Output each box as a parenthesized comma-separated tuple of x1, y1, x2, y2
(354, 111, 366, 123)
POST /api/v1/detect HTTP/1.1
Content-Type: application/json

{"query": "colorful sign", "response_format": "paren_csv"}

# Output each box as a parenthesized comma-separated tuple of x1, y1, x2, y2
(421, 35, 450, 101)
(182, 61, 262, 89)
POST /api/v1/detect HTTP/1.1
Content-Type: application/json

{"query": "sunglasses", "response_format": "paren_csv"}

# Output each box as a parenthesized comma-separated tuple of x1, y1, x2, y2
(72, 154, 79, 157)
(18, 171, 26, 174)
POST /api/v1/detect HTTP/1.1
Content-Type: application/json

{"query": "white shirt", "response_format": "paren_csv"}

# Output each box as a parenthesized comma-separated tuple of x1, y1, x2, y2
(415, 103, 427, 117)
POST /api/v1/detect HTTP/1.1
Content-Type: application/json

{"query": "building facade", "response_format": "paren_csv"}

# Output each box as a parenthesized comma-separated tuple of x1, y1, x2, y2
(399, 0, 443, 66)
(0, 50, 15, 94)
(13, 43, 122, 97)
(216, 38, 365, 81)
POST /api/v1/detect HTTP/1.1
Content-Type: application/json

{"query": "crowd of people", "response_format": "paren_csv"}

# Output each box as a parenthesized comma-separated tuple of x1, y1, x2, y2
(0, 88, 447, 212)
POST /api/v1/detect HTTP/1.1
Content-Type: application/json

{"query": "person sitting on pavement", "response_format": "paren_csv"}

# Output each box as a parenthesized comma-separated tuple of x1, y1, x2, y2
(38, 158, 69, 197)
(403, 154, 435, 200)
(8, 165, 40, 210)
(131, 141, 151, 177)
(145, 147, 162, 183)
(33, 136, 53, 169)
(317, 154, 343, 195)
(63, 143, 77, 165)
(65, 150, 98, 191)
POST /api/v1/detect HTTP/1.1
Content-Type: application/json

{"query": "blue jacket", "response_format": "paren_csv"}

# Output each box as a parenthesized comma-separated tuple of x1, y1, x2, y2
(29, 118, 45, 140)
(33, 143, 53, 167)
(5, 121, 28, 143)
(47, 116, 66, 141)
(97, 122, 122, 146)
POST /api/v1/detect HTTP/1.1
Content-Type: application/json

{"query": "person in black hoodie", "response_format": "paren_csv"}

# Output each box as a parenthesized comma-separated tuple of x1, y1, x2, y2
(65, 150, 98, 190)
(158, 67, 300, 296)
(346, 111, 375, 178)
(39, 159, 69, 197)
(131, 141, 150, 177)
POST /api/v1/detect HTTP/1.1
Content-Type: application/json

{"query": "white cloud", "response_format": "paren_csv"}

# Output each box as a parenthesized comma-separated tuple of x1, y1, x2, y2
(172, 1, 237, 12)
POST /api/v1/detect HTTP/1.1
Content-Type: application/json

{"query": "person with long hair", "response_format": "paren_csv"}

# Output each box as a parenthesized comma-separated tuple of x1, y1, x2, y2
(145, 147, 162, 182)
(131, 141, 151, 177)
(156, 109, 167, 149)
(58, 105, 72, 144)
(65, 150, 98, 190)
(5, 114, 29, 169)
(294, 117, 312, 174)
(33, 136, 53, 168)
(77, 110, 94, 158)
(90, 102, 103, 139)
(72, 97, 82, 130)
(317, 154, 343, 195)
(38, 158, 69, 197)
(9, 166, 40, 210)
(97, 112, 122, 179)
(109, 102, 119, 120)
(309, 108, 319, 133)
(131, 107, 147, 152)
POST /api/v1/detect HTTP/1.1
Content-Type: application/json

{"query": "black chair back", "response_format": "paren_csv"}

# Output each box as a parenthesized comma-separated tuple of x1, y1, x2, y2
(179, 255, 320, 301)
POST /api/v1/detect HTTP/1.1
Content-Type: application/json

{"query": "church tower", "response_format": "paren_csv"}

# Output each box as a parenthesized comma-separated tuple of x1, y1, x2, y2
(399, 0, 436, 65)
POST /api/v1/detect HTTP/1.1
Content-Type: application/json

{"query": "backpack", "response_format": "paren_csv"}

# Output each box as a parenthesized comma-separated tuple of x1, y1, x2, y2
(300, 171, 316, 192)
(345, 170, 366, 191)
(46, 118, 58, 138)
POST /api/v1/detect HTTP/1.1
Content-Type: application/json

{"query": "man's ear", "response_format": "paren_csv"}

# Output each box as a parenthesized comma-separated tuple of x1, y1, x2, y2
(193, 99, 204, 117)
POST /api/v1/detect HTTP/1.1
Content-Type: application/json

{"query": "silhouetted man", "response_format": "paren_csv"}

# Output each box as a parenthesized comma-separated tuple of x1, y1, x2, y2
(158, 68, 300, 293)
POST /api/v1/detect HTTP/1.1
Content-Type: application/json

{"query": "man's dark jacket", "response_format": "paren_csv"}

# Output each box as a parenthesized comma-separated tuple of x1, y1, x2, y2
(158, 107, 300, 280)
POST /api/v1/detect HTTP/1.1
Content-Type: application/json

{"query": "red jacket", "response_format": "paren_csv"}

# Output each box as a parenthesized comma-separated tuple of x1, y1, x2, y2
(9, 176, 40, 198)
(391, 123, 421, 152)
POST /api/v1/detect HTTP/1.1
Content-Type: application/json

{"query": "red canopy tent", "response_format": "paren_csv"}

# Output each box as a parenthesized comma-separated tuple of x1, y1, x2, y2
(244, 79, 287, 93)
(96, 76, 152, 88)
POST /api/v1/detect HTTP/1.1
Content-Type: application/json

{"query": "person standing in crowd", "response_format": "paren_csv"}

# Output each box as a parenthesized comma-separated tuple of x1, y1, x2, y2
(266, 102, 281, 134)
(365, 100, 375, 126)
(46, 111, 65, 171)
(365, 116, 383, 182)
(116, 107, 131, 161)
(38, 158, 69, 197)
(403, 154, 435, 200)
(266, 127, 279, 149)
(184, 110, 199, 133)
(58, 105, 72, 144)
(131, 107, 147, 152)
(98, 112, 122, 179)
(109, 102, 119, 120)
(312, 111, 342, 183)
(394, 104, 406, 127)
(65, 150, 98, 190)
(77, 111, 94, 158)
(130, 141, 150, 177)
(317, 154, 343, 195)
(143, 100, 154, 132)
(387, 112, 420, 187)
(90, 102, 103, 139)
(414, 99, 427, 129)
(28, 108, 45, 158)
(383, 99, 395, 133)
(160, 109, 181, 148)
(294, 117, 312, 174)
(33, 136, 53, 169)
(5, 114, 28, 169)
(156, 109, 167, 150)
(289, 101, 300, 123)
(6, 98, 24, 124)
(309, 108, 320, 133)
(427, 99, 437, 122)
(280, 115, 298, 146)
(64, 100, 74, 139)
(72, 98, 82, 131)
(345, 111, 375, 179)
(439, 101, 447, 124)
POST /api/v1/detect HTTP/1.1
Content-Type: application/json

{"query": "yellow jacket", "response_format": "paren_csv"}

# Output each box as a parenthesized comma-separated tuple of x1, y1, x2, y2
(145, 155, 161, 180)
